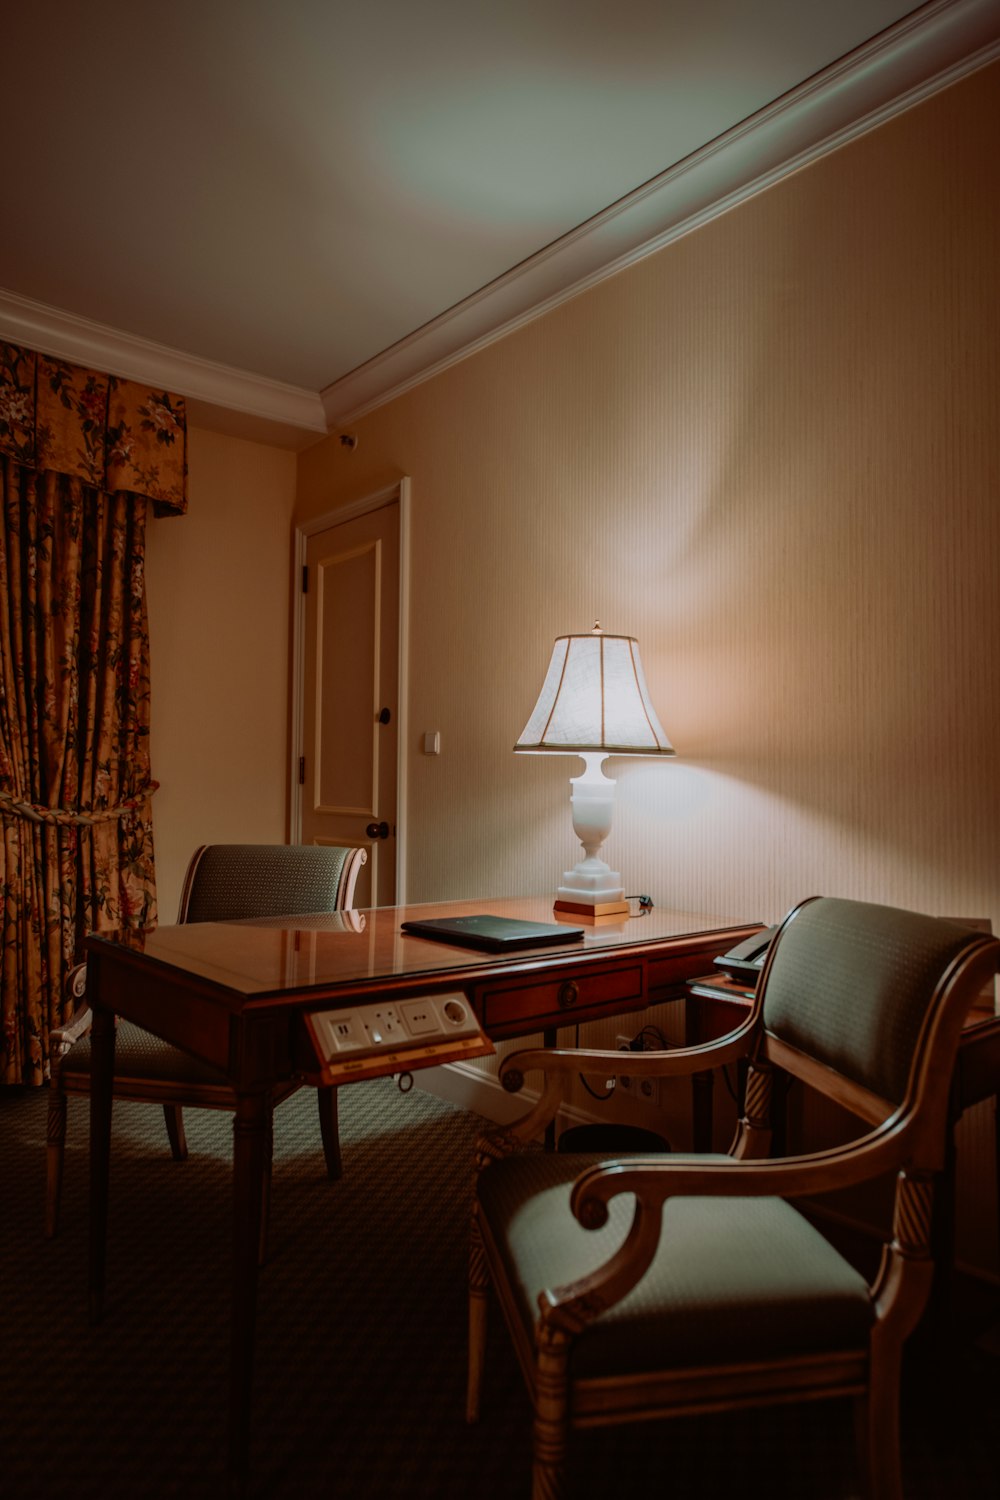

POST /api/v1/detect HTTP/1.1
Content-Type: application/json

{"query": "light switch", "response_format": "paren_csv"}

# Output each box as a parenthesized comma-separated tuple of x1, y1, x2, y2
(423, 731, 441, 755)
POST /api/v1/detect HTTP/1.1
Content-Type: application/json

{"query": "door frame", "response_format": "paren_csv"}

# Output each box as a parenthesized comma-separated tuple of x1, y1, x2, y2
(290, 477, 411, 903)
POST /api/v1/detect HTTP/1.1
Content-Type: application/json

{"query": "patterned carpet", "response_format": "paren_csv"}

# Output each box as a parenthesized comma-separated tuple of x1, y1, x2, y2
(1, 1081, 997, 1499)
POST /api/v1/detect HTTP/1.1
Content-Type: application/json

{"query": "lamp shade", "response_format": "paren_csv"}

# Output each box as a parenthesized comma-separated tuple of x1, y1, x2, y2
(515, 629, 674, 757)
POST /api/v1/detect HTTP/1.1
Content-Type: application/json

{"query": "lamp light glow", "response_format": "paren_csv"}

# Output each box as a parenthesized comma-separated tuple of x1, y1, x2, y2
(515, 624, 674, 921)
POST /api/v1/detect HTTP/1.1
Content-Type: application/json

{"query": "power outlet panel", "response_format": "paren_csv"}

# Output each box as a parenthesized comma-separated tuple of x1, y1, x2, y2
(301, 993, 493, 1084)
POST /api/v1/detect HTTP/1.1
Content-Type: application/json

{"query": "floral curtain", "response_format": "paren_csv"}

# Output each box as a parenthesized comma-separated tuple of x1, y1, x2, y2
(0, 342, 186, 1085)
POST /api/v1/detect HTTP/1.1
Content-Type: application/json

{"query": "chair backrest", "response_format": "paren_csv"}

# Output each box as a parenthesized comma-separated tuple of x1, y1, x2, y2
(176, 844, 366, 924)
(760, 896, 994, 1112)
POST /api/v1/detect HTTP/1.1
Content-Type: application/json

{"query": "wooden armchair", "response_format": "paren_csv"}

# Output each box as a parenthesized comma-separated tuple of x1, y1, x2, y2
(46, 842, 366, 1254)
(467, 896, 999, 1500)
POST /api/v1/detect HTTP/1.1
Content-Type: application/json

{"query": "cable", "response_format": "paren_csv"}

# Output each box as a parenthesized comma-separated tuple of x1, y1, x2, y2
(634, 1023, 672, 1051)
(578, 1074, 617, 1100)
(574, 1022, 617, 1099)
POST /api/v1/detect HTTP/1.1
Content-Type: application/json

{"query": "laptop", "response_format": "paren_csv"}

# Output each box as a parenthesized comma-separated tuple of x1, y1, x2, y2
(400, 913, 584, 953)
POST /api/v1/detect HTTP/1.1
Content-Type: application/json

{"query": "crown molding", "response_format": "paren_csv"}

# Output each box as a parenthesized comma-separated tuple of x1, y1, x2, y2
(2, 0, 996, 444)
(322, 0, 1000, 426)
(0, 287, 326, 448)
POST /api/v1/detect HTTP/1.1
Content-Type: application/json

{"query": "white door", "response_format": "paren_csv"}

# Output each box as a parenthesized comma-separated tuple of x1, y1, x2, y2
(300, 501, 399, 907)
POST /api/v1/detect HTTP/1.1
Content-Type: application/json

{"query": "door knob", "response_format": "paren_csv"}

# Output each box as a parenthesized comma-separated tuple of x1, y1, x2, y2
(366, 821, 390, 840)
(377, 707, 391, 725)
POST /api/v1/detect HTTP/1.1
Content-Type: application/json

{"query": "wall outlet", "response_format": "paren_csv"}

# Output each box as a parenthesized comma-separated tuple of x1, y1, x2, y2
(637, 1074, 661, 1107)
(616, 1034, 661, 1108)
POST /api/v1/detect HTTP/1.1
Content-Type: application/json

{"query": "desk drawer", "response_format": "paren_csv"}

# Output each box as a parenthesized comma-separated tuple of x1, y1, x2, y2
(478, 961, 645, 1033)
(648, 942, 750, 999)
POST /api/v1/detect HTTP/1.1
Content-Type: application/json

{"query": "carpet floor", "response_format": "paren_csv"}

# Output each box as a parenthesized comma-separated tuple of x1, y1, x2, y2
(1, 1081, 997, 1498)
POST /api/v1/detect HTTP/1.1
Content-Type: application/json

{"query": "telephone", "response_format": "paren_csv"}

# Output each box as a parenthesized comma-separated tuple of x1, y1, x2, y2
(713, 924, 779, 982)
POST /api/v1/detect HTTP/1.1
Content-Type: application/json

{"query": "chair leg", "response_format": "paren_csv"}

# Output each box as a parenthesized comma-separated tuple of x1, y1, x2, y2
(532, 1321, 571, 1500)
(45, 1077, 68, 1238)
(467, 1204, 490, 1423)
(162, 1104, 188, 1160)
(853, 1393, 873, 1500)
(317, 1085, 343, 1181)
(258, 1103, 274, 1267)
(856, 1348, 904, 1500)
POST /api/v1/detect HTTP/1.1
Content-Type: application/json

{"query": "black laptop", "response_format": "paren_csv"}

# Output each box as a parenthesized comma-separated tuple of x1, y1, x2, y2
(400, 914, 584, 953)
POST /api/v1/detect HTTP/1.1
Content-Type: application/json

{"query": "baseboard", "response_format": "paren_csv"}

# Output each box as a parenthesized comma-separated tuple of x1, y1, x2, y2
(413, 1059, 603, 1132)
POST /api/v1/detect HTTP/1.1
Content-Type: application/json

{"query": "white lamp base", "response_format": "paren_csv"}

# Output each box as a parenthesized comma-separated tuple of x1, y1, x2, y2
(554, 856, 629, 922)
(549, 755, 631, 922)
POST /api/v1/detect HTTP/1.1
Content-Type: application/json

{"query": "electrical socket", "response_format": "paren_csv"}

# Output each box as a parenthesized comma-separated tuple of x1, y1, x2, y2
(637, 1074, 661, 1107)
(616, 1034, 661, 1108)
(616, 1035, 634, 1092)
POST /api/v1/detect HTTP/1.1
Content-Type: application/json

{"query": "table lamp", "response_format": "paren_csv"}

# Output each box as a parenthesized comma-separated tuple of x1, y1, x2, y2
(515, 624, 674, 921)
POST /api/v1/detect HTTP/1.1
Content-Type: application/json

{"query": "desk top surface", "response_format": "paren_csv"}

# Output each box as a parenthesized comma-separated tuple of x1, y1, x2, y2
(87, 895, 757, 1003)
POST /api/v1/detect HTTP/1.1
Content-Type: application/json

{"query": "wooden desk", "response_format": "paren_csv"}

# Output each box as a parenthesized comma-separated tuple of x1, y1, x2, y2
(86, 896, 757, 1496)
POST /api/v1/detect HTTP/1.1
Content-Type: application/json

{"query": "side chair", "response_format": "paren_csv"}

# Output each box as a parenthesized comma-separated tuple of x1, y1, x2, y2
(46, 842, 366, 1256)
(466, 896, 999, 1500)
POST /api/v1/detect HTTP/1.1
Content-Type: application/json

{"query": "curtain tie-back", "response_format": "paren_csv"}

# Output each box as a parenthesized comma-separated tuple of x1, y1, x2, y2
(0, 781, 159, 827)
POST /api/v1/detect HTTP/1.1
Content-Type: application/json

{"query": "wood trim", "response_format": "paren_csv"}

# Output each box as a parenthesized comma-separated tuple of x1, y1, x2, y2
(570, 1350, 869, 1424)
(320, 0, 1000, 425)
(764, 1033, 897, 1125)
(0, 287, 325, 445)
(290, 479, 410, 901)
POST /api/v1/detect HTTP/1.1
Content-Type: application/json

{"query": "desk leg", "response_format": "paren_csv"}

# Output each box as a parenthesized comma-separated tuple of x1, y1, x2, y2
(691, 1071, 715, 1152)
(229, 1091, 267, 1498)
(88, 997, 115, 1324)
(683, 998, 714, 1151)
(543, 1028, 557, 1151)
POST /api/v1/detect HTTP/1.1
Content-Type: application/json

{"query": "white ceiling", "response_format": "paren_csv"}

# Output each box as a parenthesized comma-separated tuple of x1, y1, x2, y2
(1, 0, 997, 442)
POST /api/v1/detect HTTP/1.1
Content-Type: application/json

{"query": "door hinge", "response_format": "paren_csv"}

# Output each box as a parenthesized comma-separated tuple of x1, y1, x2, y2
(302, 564, 308, 593)
(298, 756, 306, 785)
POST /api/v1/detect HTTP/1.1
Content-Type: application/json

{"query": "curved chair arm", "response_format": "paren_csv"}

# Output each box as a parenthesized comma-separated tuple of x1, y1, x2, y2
(540, 1117, 916, 1338)
(50, 1004, 94, 1059)
(474, 1074, 570, 1165)
(481, 1014, 760, 1161)
(500, 1012, 759, 1095)
(570, 1117, 915, 1229)
(50, 961, 93, 1057)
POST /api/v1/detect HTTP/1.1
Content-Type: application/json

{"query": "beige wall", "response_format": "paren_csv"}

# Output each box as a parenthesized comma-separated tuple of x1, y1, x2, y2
(298, 61, 1000, 936)
(146, 425, 296, 918)
(297, 63, 1000, 1271)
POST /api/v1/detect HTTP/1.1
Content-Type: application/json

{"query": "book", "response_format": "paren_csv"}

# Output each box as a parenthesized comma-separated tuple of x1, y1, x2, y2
(399, 914, 584, 953)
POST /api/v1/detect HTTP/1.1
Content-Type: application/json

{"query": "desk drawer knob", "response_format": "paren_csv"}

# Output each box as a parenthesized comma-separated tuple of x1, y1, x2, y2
(558, 980, 579, 1010)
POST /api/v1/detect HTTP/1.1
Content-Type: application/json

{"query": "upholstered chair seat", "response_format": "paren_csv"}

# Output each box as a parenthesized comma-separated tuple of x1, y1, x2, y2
(467, 897, 999, 1500)
(479, 1150, 874, 1379)
(62, 1019, 230, 1088)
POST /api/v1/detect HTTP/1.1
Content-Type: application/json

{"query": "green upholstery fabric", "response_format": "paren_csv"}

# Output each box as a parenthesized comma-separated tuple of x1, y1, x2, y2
(763, 899, 980, 1103)
(479, 1152, 873, 1379)
(60, 1020, 228, 1084)
(180, 844, 353, 923)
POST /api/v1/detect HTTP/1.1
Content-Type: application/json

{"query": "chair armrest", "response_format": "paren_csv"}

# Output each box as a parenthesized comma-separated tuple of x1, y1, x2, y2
(482, 1014, 758, 1157)
(537, 1118, 913, 1336)
(50, 962, 93, 1058)
(500, 1012, 758, 1094)
(65, 960, 89, 1003)
(50, 1004, 94, 1057)
(569, 1118, 912, 1229)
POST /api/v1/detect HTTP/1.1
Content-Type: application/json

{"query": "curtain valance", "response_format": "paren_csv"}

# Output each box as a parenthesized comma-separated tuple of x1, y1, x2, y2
(0, 341, 187, 516)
